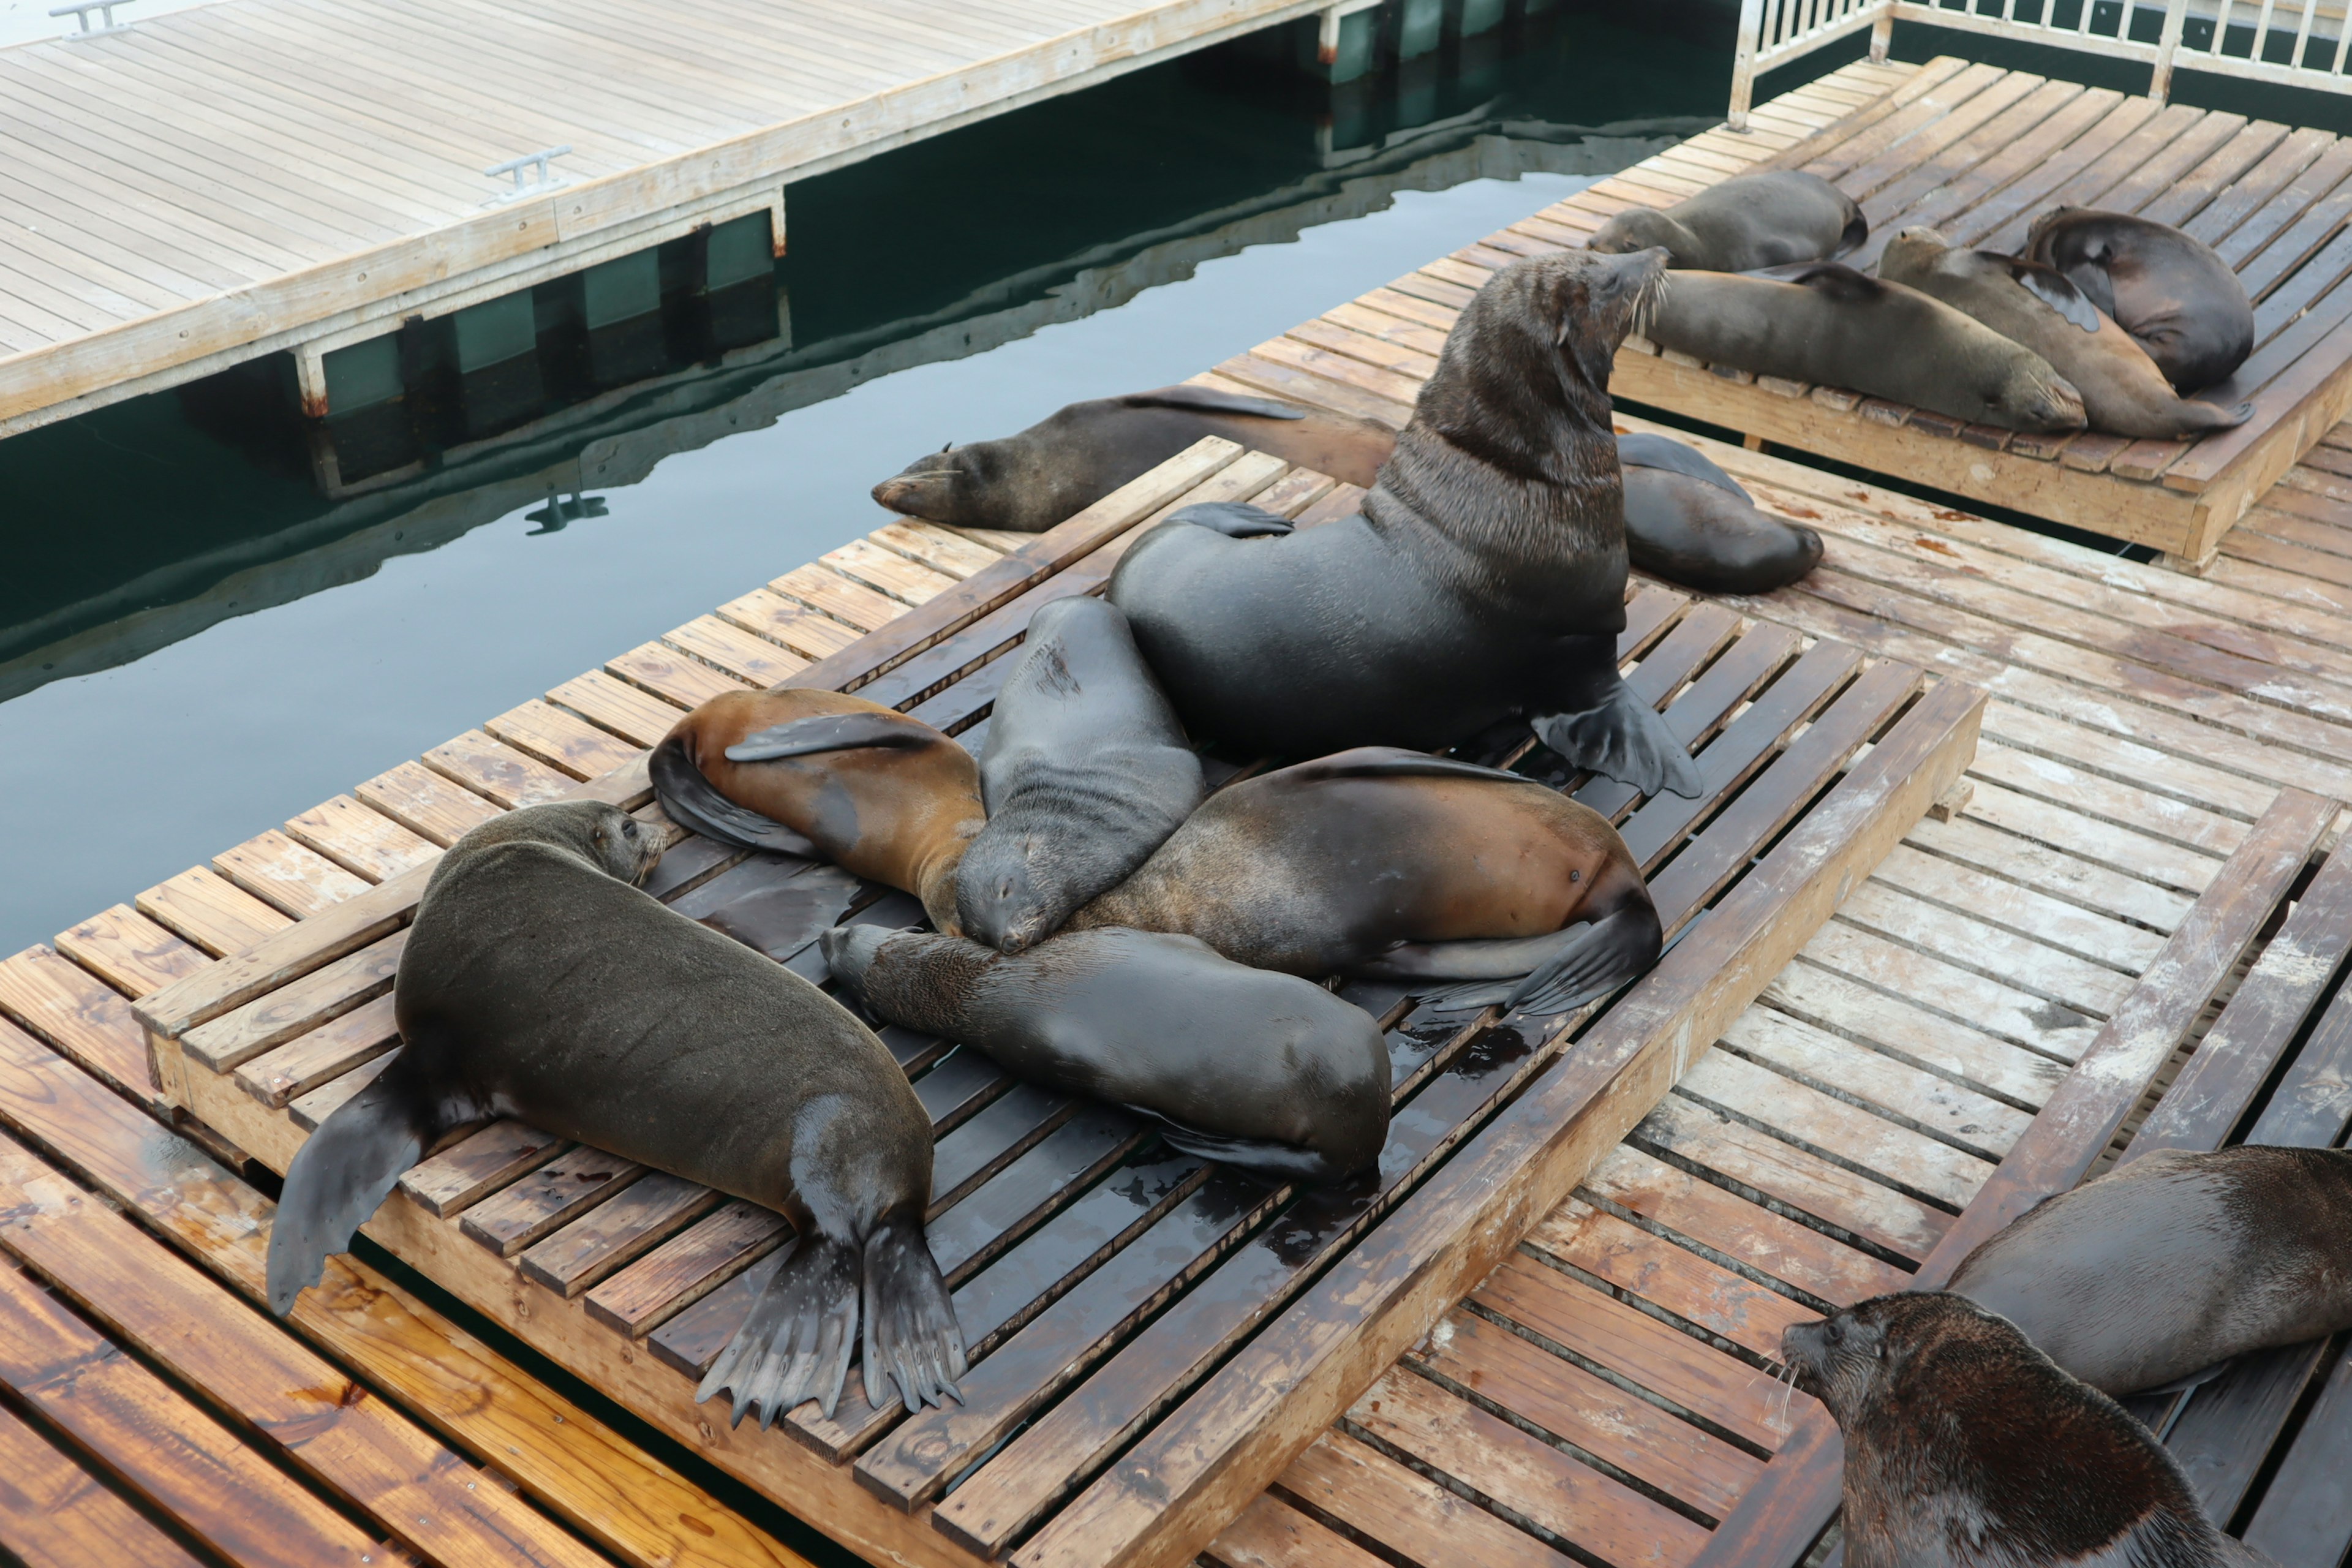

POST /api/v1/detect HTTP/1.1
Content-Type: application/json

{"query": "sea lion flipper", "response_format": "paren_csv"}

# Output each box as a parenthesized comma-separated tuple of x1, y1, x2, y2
(1128, 1106, 1360, 1185)
(265, 1061, 437, 1316)
(2003, 257, 2104, 333)
(861, 1218, 967, 1412)
(1410, 902, 1661, 1017)
(725, 711, 941, 762)
(1531, 688, 1705, 799)
(649, 736, 822, 857)
(1120, 385, 1309, 421)
(696, 1234, 861, 1426)
(1277, 748, 1534, 786)
(1616, 432, 1752, 500)
(1166, 501, 1295, 539)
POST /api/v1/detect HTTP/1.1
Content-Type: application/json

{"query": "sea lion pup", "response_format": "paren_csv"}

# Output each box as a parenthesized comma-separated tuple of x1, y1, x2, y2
(265, 802, 964, 1424)
(650, 689, 983, 930)
(1785, 1293, 2277, 1568)
(823, 925, 1390, 1183)
(870, 385, 1397, 530)
(959, 597, 1204, 954)
(2027, 207, 2255, 393)
(1879, 228, 2250, 440)
(1618, 431, 1822, 592)
(1064, 747, 1662, 1016)
(1588, 170, 1866, 272)
(1947, 1145, 2352, 1396)
(1644, 263, 2087, 432)
(1107, 247, 1706, 799)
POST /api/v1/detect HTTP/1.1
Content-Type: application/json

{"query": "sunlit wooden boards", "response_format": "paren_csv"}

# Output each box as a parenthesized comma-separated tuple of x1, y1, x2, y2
(125, 439, 1979, 1568)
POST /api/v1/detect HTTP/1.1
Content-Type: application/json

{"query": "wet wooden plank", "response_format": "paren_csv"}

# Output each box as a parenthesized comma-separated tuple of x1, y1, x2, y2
(0, 944, 158, 1104)
(0, 1396, 211, 1568)
(2242, 1343, 2352, 1568)
(461, 1144, 647, 1257)
(401, 1118, 569, 1216)
(519, 1172, 724, 1297)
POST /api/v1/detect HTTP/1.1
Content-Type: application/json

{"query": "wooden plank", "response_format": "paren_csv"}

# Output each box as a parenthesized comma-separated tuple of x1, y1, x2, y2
(487, 696, 649, 778)
(1529, 1197, 1817, 1360)
(1276, 1430, 1578, 1568)
(401, 1119, 571, 1217)
(519, 1172, 723, 1297)
(353, 758, 507, 846)
(230, 992, 399, 1107)
(134, 865, 292, 957)
(0, 1396, 210, 1568)
(423, 729, 577, 810)
(584, 1198, 789, 1337)
(547, 668, 690, 748)
(460, 1144, 647, 1257)
(283, 793, 439, 883)
(0, 944, 159, 1104)
(660, 614, 811, 688)
(607, 640, 753, 710)
(213, 828, 373, 918)
(2242, 1344, 2352, 1568)
(55, 904, 207, 1000)
(183, 930, 404, 1074)
(1718, 1005, 2031, 1159)
(1205, 1492, 1387, 1568)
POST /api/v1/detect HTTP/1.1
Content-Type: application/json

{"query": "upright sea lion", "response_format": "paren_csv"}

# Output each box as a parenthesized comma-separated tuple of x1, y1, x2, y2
(958, 597, 1204, 953)
(2026, 208, 2255, 393)
(870, 385, 1396, 529)
(650, 690, 983, 930)
(1947, 1145, 2352, 1396)
(1107, 247, 1706, 797)
(1879, 227, 2250, 439)
(1643, 263, 2087, 432)
(1066, 747, 1662, 1016)
(1784, 1292, 2275, 1568)
(1618, 431, 1820, 592)
(266, 802, 964, 1425)
(1588, 170, 1866, 272)
(823, 925, 1390, 1183)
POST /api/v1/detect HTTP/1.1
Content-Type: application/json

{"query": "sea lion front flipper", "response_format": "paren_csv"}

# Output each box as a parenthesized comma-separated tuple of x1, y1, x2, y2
(1411, 902, 1662, 1017)
(1166, 500, 1296, 538)
(861, 1218, 967, 1413)
(696, 1234, 861, 1426)
(1125, 1106, 1362, 1185)
(1531, 687, 1705, 799)
(1120, 385, 1310, 421)
(725, 711, 943, 762)
(266, 1060, 440, 1315)
(1616, 432, 1752, 500)
(2001, 256, 2103, 332)
(650, 736, 822, 857)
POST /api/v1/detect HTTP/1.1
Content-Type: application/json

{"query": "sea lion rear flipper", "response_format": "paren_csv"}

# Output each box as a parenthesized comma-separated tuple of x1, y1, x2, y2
(266, 1060, 439, 1315)
(650, 736, 821, 857)
(725, 710, 943, 762)
(1616, 432, 1752, 500)
(861, 1218, 967, 1413)
(2138, 1355, 2242, 1397)
(1119, 385, 1309, 421)
(1126, 1106, 1362, 1185)
(1166, 500, 1295, 538)
(1414, 902, 1663, 1017)
(1531, 687, 1705, 799)
(2000, 257, 2103, 332)
(1834, 205, 1868, 260)
(695, 1234, 861, 1427)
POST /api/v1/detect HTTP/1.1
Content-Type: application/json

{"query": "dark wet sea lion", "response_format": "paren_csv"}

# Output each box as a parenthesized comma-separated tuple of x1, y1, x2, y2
(2026, 207, 2255, 393)
(266, 802, 964, 1424)
(870, 385, 1397, 529)
(1588, 170, 1866, 272)
(1785, 1292, 2275, 1568)
(1617, 431, 1820, 592)
(650, 689, 983, 930)
(1107, 247, 1705, 798)
(958, 597, 1204, 954)
(824, 925, 1389, 1183)
(1066, 748, 1662, 1016)
(1879, 227, 2250, 440)
(1947, 1145, 2352, 1396)
(1644, 263, 2087, 432)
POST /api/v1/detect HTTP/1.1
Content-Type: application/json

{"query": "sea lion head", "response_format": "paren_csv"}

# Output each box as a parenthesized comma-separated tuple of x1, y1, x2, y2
(451, 801, 663, 887)
(952, 809, 1089, 955)
(818, 922, 897, 990)
(1992, 363, 2087, 433)
(1877, 225, 1952, 281)
(872, 443, 991, 525)
(1587, 207, 1695, 265)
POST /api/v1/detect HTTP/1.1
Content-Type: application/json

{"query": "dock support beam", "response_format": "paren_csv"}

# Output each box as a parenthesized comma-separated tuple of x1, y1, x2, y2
(294, 341, 330, 420)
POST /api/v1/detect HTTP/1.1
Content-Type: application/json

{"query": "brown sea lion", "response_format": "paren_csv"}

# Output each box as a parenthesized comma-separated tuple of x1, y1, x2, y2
(1106, 247, 1708, 799)
(1947, 1145, 2352, 1396)
(870, 385, 1396, 529)
(1588, 170, 1866, 272)
(266, 802, 965, 1425)
(823, 925, 1390, 1183)
(1643, 263, 2087, 432)
(2026, 208, 2255, 393)
(1065, 747, 1662, 1016)
(650, 690, 983, 930)
(1879, 227, 2250, 439)
(1784, 1292, 2275, 1568)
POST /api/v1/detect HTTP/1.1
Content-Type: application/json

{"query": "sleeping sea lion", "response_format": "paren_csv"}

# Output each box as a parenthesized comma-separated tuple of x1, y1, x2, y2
(1064, 747, 1662, 1016)
(1879, 227, 2250, 439)
(1106, 247, 1706, 798)
(1643, 263, 2087, 432)
(1784, 1292, 2276, 1568)
(1618, 431, 1821, 592)
(957, 597, 1204, 953)
(265, 802, 965, 1425)
(650, 690, 983, 930)
(870, 385, 1397, 529)
(823, 925, 1390, 1183)
(2026, 208, 2255, 393)
(1947, 1145, 2352, 1395)
(1587, 170, 1866, 272)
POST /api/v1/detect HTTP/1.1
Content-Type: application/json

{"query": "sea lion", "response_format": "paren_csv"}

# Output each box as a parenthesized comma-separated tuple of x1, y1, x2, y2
(2026, 207, 2255, 393)
(1106, 247, 1706, 798)
(1065, 747, 1662, 1016)
(1618, 431, 1821, 592)
(1643, 263, 2087, 432)
(957, 597, 1204, 954)
(870, 385, 1397, 530)
(265, 802, 964, 1424)
(1784, 1292, 2275, 1568)
(650, 690, 983, 930)
(823, 925, 1390, 1183)
(1879, 227, 2250, 439)
(1947, 1145, 2352, 1396)
(1588, 171, 1866, 272)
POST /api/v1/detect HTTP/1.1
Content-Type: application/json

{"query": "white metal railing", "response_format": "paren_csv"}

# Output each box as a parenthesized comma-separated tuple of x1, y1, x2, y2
(1728, 0, 2352, 129)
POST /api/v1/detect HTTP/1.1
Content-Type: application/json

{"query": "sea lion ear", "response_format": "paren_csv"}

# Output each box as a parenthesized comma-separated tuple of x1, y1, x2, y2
(2005, 258, 2102, 331)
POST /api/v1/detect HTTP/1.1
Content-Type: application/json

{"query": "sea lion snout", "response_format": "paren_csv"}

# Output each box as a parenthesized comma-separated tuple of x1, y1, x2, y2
(872, 468, 960, 521)
(816, 922, 894, 986)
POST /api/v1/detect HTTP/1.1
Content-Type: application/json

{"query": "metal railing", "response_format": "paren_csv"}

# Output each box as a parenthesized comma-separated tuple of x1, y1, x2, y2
(1728, 0, 2352, 129)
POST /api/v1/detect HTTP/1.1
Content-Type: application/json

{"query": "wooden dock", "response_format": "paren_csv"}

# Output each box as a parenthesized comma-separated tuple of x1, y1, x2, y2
(0, 0, 1340, 438)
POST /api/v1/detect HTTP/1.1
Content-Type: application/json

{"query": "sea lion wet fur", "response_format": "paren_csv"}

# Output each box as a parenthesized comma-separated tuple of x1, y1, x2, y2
(2027, 208, 2255, 393)
(1879, 227, 2249, 439)
(1948, 1145, 2352, 1395)
(1617, 431, 1821, 592)
(824, 925, 1390, 1183)
(1106, 247, 1705, 799)
(265, 802, 965, 1425)
(1643, 263, 2087, 432)
(1588, 170, 1866, 272)
(959, 597, 1204, 953)
(1785, 1293, 2275, 1568)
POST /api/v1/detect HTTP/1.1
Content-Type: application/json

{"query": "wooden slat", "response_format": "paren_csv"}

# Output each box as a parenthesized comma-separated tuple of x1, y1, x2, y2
(134, 865, 292, 957)
(353, 758, 503, 846)
(0, 1396, 209, 1568)
(55, 905, 208, 1000)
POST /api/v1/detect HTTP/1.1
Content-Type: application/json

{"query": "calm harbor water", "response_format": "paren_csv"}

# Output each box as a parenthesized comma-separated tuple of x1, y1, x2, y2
(0, 6, 1732, 956)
